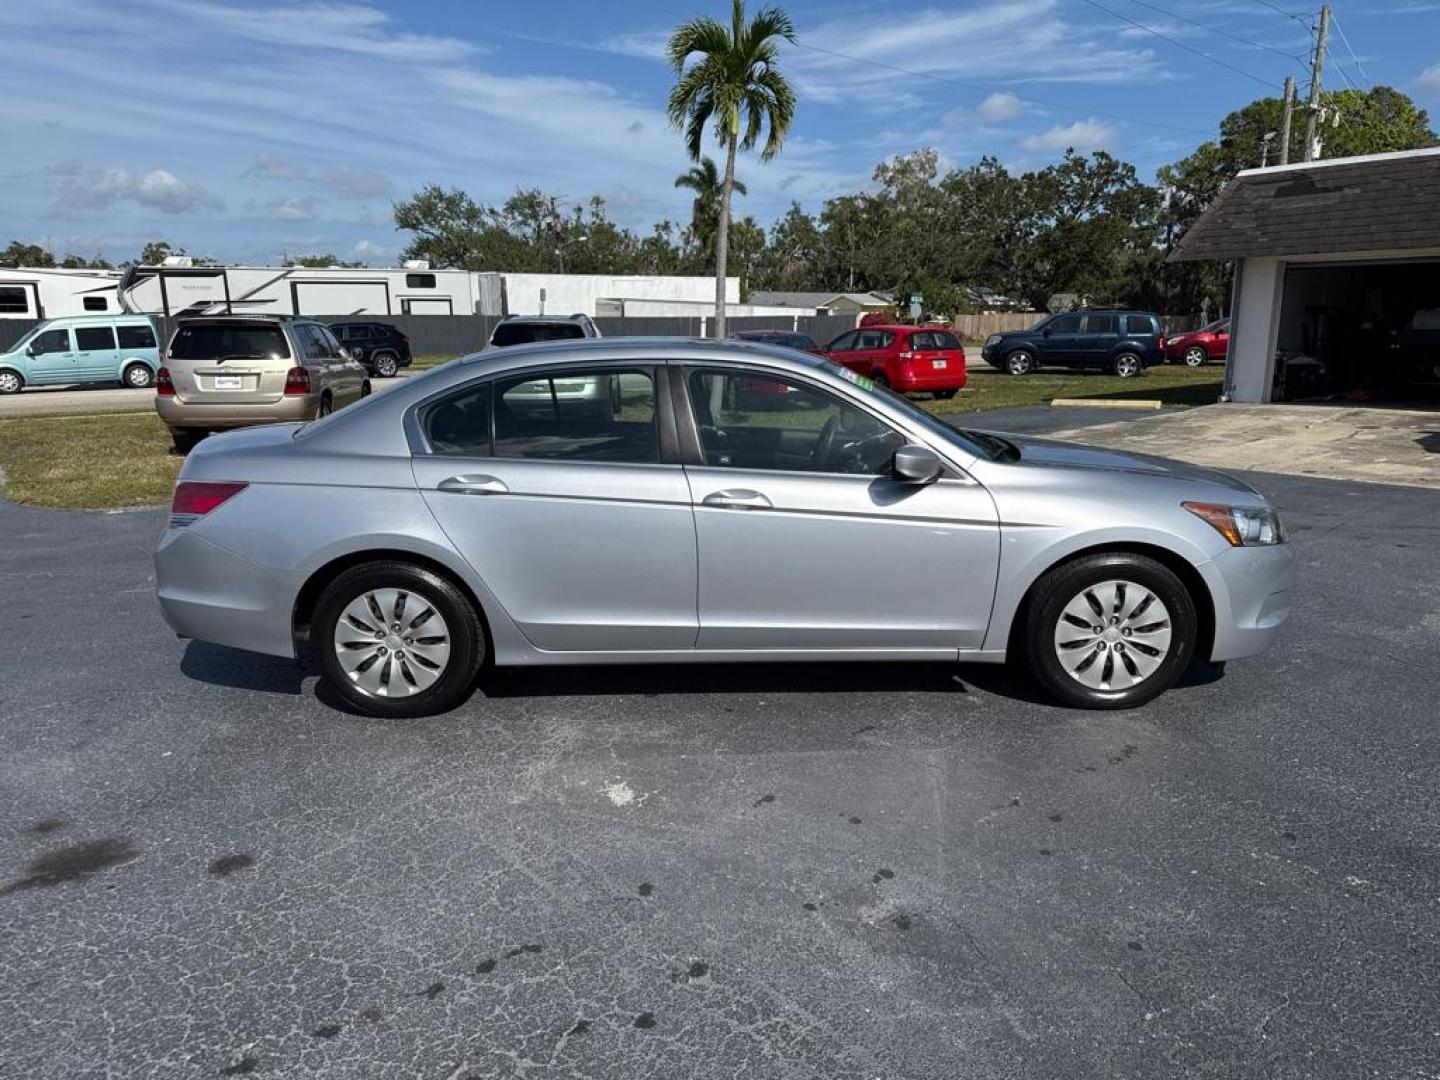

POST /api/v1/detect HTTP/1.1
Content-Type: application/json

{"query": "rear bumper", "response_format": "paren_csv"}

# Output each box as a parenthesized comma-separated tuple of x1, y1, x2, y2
(1200, 542, 1297, 662)
(891, 363, 968, 393)
(156, 393, 319, 429)
(154, 525, 299, 658)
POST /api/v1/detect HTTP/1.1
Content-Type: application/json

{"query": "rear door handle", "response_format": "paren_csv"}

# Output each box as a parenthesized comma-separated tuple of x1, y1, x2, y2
(437, 474, 509, 496)
(702, 488, 772, 510)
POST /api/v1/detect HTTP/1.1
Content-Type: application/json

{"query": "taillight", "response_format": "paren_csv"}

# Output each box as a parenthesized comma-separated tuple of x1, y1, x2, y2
(400, 334, 410, 346)
(156, 366, 175, 396)
(170, 481, 247, 526)
(283, 366, 311, 395)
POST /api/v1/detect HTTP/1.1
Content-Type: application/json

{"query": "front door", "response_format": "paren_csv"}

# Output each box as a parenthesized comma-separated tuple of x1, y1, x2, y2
(1040, 313, 1085, 365)
(73, 325, 118, 380)
(412, 365, 698, 652)
(23, 327, 76, 385)
(680, 367, 1000, 650)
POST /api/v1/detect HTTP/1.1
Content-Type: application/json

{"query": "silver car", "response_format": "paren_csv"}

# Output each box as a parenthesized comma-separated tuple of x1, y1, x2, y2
(155, 338, 1295, 718)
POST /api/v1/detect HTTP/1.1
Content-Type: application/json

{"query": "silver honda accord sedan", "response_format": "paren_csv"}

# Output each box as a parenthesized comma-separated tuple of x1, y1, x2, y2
(154, 337, 1295, 718)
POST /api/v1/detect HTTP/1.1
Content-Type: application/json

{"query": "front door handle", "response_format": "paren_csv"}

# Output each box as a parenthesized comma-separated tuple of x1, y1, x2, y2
(702, 488, 772, 510)
(437, 474, 509, 496)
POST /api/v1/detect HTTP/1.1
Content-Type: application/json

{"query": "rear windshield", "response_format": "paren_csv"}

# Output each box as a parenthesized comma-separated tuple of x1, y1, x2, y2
(169, 323, 291, 361)
(491, 322, 586, 347)
(910, 330, 961, 350)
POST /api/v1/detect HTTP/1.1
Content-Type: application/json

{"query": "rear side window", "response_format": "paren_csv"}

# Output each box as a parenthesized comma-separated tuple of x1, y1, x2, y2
(421, 382, 492, 456)
(169, 323, 291, 361)
(117, 325, 157, 349)
(0, 287, 28, 313)
(1083, 314, 1118, 335)
(76, 326, 116, 350)
(910, 330, 961, 350)
(83, 296, 108, 311)
(1123, 315, 1155, 335)
(495, 368, 658, 463)
(490, 322, 586, 347)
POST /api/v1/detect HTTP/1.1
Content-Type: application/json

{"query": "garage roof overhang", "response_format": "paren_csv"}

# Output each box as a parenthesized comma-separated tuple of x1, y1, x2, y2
(1168, 146, 1440, 263)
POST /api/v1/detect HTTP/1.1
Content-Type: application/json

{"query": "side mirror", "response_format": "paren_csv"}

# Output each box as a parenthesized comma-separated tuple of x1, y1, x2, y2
(1041, 327, 1053, 337)
(339, 347, 354, 361)
(25, 343, 38, 356)
(892, 444, 943, 483)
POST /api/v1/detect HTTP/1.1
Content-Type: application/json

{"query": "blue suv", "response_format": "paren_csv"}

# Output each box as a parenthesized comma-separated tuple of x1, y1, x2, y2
(980, 310, 1164, 377)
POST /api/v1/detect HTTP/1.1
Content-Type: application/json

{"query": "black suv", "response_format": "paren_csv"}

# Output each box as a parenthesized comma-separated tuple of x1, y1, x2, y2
(329, 321, 412, 377)
(980, 310, 1164, 377)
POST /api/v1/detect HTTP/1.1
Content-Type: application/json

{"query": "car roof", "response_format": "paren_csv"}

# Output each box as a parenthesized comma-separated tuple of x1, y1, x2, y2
(458, 335, 824, 370)
(40, 313, 153, 326)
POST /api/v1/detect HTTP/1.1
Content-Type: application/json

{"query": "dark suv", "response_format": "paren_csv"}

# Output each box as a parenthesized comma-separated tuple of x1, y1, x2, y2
(980, 310, 1164, 377)
(329, 321, 412, 377)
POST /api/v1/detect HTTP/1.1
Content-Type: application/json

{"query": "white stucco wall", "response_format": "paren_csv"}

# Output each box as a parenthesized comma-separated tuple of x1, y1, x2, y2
(494, 274, 741, 316)
(608, 299, 818, 318)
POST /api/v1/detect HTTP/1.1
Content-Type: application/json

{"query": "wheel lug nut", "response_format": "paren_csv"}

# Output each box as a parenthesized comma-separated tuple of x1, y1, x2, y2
(392, 624, 401, 632)
(378, 646, 388, 655)
(374, 631, 384, 639)
(1122, 628, 1132, 637)
(1097, 642, 1108, 650)
(1093, 625, 1104, 634)
(1110, 616, 1119, 625)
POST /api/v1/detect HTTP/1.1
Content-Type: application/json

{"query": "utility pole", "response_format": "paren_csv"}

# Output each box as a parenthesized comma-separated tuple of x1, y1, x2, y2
(1302, 5, 1331, 163)
(1278, 75, 1296, 165)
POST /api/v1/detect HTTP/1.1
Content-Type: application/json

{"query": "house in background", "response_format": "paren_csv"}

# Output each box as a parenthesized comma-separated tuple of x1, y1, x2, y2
(1171, 146, 1440, 406)
(749, 290, 893, 316)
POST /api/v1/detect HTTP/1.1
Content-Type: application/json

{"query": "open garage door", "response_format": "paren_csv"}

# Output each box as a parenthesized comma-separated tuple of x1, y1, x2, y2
(1274, 260, 1440, 407)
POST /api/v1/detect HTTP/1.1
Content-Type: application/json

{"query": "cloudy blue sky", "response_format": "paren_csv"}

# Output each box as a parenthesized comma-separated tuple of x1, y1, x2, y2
(1, 0, 1436, 265)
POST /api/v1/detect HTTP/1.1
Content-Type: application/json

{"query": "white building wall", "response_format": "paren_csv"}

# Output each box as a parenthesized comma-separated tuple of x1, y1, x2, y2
(1227, 256, 1285, 403)
(498, 273, 740, 317)
(610, 298, 818, 319)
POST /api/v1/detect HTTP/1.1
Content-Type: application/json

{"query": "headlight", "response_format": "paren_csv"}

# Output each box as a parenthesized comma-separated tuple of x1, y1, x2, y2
(985, 334, 1002, 346)
(1183, 502, 1285, 546)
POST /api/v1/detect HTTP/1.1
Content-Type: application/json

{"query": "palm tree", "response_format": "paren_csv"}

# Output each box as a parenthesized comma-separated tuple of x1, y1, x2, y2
(667, 0, 796, 336)
(674, 156, 747, 268)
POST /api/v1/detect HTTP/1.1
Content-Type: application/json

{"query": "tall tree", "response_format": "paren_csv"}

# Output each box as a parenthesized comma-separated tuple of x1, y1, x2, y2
(666, 0, 796, 336)
(673, 156, 747, 268)
(0, 241, 54, 267)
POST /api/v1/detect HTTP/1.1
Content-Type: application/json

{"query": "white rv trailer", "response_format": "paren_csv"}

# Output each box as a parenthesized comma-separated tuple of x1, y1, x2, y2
(0, 267, 123, 319)
(116, 261, 476, 319)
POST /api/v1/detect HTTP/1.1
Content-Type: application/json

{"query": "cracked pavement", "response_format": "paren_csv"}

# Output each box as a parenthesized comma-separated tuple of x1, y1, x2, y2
(1, 451, 1438, 1077)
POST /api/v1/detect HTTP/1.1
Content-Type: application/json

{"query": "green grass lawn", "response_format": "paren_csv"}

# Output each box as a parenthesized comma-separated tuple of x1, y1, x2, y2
(0, 364, 1223, 511)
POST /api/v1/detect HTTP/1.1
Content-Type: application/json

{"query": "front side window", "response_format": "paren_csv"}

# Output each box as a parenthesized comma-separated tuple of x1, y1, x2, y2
(495, 368, 658, 463)
(1048, 314, 1083, 333)
(827, 331, 858, 352)
(75, 326, 116, 351)
(30, 328, 71, 354)
(421, 382, 492, 456)
(346, 325, 372, 341)
(169, 323, 291, 361)
(686, 368, 904, 475)
(117, 325, 156, 349)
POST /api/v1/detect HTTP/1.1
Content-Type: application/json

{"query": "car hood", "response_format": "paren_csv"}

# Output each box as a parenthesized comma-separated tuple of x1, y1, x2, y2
(993, 433, 1260, 497)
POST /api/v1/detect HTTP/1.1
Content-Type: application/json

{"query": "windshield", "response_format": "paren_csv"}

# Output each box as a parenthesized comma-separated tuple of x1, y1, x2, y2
(169, 323, 290, 361)
(811, 356, 1005, 461)
(491, 322, 586, 347)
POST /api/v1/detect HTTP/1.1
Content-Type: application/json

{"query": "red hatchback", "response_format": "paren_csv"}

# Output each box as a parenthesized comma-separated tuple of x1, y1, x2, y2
(825, 325, 967, 398)
(1164, 318, 1229, 366)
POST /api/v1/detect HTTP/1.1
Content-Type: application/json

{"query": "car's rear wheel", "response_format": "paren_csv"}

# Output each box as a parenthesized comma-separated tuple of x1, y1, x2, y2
(872, 372, 890, 389)
(313, 561, 484, 718)
(0, 370, 23, 395)
(169, 427, 205, 454)
(1183, 346, 1207, 367)
(122, 362, 154, 389)
(1005, 350, 1035, 375)
(316, 393, 333, 418)
(933, 388, 957, 400)
(373, 352, 399, 378)
(1112, 352, 1143, 378)
(1023, 552, 1197, 709)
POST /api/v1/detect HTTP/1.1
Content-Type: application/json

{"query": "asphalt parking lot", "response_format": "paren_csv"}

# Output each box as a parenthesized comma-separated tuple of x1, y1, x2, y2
(2, 449, 1438, 1076)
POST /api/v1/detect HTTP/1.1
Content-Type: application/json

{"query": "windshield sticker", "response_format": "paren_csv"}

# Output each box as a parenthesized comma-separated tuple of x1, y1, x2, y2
(830, 365, 874, 390)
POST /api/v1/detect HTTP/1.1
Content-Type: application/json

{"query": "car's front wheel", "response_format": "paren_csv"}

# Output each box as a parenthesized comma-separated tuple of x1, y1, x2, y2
(1023, 552, 1197, 709)
(1005, 350, 1035, 375)
(0, 369, 23, 395)
(1184, 346, 1207, 367)
(313, 561, 485, 718)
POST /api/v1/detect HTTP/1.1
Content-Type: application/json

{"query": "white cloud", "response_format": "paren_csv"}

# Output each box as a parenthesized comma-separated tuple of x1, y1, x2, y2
(316, 167, 393, 199)
(977, 91, 1024, 122)
(248, 195, 319, 222)
(1420, 62, 1440, 92)
(1022, 119, 1116, 153)
(243, 153, 306, 181)
(61, 167, 223, 213)
(598, 31, 670, 61)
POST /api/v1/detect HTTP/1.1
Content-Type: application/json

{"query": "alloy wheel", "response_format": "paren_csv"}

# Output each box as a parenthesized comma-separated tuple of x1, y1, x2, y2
(1052, 579, 1172, 692)
(1113, 353, 1141, 377)
(1006, 351, 1034, 375)
(125, 364, 153, 388)
(333, 587, 452, 698)
(1184, 347, 1206, 367)
(376, 354, 398, 377)
(0, 371, 21, 394)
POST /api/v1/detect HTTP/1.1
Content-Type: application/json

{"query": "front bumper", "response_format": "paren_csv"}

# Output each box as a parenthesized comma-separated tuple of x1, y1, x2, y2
(1200, 541, 1297, 662)
(155, 525, 300, 658)
(156, 393, 319, 429)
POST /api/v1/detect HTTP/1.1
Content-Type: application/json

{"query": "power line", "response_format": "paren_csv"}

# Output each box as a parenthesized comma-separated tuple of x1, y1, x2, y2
(1075, 0, 1281, 89)
(1330, 13, 1370, 86)
(615, 0, 1214, 138)
(1121, 0, 1309, 68)
(1254, 0, 1314, 29)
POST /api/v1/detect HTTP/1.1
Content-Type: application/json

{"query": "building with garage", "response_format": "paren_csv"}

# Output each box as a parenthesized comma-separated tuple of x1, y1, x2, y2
(1171, 146, 1440, 406)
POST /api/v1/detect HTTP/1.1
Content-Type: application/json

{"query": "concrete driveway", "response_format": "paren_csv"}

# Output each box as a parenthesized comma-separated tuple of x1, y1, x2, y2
(1, 468, 1437, 1078)
(1052, 403, 1440, 489)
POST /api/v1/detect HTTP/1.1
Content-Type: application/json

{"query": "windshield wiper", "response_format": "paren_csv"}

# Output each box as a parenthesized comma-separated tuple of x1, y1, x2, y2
(951, 425, 1020, 462)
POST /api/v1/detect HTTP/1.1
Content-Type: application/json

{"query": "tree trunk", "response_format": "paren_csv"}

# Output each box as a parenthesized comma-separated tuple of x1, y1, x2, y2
(714, 133, 738, 338)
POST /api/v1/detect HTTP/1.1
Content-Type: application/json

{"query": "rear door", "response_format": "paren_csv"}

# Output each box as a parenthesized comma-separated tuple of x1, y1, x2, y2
(166, 321, 293, 403)
(73, 325, 118, 380)
(1078, 313, 1120, 367)
(411, 364, 698, 651)
(22, 327, 76, 385)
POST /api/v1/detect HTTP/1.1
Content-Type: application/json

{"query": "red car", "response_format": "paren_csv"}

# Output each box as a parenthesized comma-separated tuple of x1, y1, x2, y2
(1164, 318, 1229, 366)
(824, 324, 967, 398)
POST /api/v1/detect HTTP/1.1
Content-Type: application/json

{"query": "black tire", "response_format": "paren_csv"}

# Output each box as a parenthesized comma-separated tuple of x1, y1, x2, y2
(373, 352, 399, 378)
(316, 393, 333, 418)
(170, 428, 205, 454)
(360, 380, 372, 398)
(933, 388, 957, 400)
(313, 560, 485, 718)
(871, 371, 891, 390)
(0, 369, 23, 395)
(1005, 350, 1035, 376)
(1183, 346, 1207, 367)
(1112, 352, 1143, 378)
(1022, 552, 1198, 710)
(122, 362, 154, 389)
